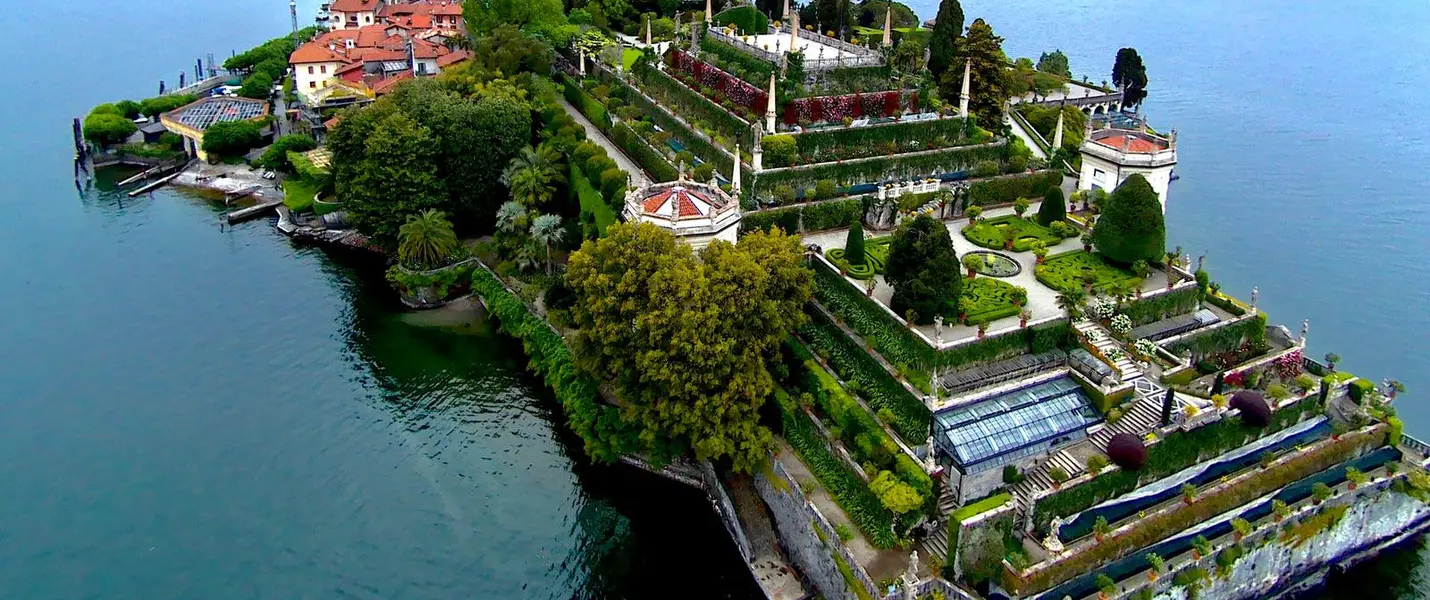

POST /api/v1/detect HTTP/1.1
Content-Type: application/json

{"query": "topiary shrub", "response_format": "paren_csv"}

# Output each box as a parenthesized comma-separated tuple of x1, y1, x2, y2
(1107, 433, 1147, 470)
(846, 220, 866, 265)
(886, 215, 961, 325)
(815, 179, 837, 200)
(1229, 390, 1271, 427)
(762, 134, 798, 167)
(1092, 174, 1165, 265)
(1037, 185, 1066, 226)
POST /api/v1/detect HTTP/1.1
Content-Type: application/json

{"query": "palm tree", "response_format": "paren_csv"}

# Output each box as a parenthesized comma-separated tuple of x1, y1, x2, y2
(507, 166, 558, 208)
(1057, 290, 1087, 319)
(530, 214, 564, 275)
(397, 210, 459, 269)
(495, 201, 528, 235)
(502, 144, 564, 189)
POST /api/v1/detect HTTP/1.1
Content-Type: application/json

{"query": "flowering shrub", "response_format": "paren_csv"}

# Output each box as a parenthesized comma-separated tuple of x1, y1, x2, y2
(1273, 349, 1304, 380)
(667, 50, 768, 117)
(1091, 298, 1117, 320)
(1134, 339, 1158, 357)
(785, 90, 903, 124)
(1225, 370, 1245, 388)
(1110, 314, 1132, 335)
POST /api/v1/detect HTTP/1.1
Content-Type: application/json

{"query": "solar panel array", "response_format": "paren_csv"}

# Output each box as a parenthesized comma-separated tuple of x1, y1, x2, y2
(176, 98, 267, 130)
(935, 377, 1101, 473)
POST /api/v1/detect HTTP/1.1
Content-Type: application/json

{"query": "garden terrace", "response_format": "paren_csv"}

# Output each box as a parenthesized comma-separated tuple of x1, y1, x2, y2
(826, 236, 891, 279)
(596, 66, 743, 182)
(632, 59, 753, 149)
(739, 197, 864, 235)
(783, 90, 918, 127)
(764, 116, 976, 168)
(798, 307, 931, 444)
(666, 49, 768, 122)
(1129, 308, 1220, 342)
(1008, 422, 1392, 597)
(736, 24, 884, 71)
(1034, 250, 1170, 296)
(750, 139, 1006, 202)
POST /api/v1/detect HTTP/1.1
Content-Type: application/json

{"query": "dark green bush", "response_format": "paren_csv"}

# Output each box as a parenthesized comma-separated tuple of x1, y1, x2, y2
(1093, 174, 1166, 265)
(801, 198, 863, 231)
(968, 170, 1063, 207)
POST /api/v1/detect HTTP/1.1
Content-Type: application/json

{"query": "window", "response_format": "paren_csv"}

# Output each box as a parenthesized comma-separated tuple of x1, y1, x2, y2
(320, 65, 327, 74)
(307, 66, 314, 74)
(1093, 168, 1106, 182)
(309, 81, 316, 88)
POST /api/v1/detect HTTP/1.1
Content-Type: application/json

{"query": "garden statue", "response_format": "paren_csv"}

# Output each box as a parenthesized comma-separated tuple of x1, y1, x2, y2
(933, 315, 944, 338)
(677, 160, 687, 180)
(1251, 286, 1259, 311)
(925, 435, 936, 471)
(1198, 252, 1207, 272)
(901, 550, 920, 599)
(1045, 517, 1065, 553)
(1301, 319, 1310, 345)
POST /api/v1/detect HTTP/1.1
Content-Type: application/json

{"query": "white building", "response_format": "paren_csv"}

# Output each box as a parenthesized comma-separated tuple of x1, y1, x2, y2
(329, 0, 380, 29)
(1077, 125, 1178, 211)
(623, 177, 741, 250)
(289, 42, 350, 104)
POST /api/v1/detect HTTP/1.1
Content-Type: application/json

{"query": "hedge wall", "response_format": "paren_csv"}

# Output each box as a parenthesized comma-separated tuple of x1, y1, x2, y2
(713, 5, 768, 35)
(561, 74, 610, 130)
(781, 117, 971, 166)
(799, 307, 932, 444)
(634, 59, 751, 148)
(739, 197, 863, 236)
(609, 121, 678, 182)
(967, 170, 1063, 207)
(1122, 285, 1200, 327)
(753, 140, 1006, 200)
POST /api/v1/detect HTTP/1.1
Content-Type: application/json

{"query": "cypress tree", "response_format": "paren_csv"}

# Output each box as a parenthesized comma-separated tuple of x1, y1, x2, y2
(845, 219, 866, 265)
(886, 214, 961, 325)
(927, 0, 964, 82)
(1092, 174, 1165, 265)
(1037, 186, 1066, 226)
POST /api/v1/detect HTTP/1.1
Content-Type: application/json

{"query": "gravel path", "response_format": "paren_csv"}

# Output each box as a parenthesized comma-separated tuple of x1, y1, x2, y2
(557, 97, 650, 189)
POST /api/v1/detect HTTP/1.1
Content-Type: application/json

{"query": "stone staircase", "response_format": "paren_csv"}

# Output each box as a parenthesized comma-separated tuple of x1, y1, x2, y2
(1074, 319, 1143, 383)
(921, 484, 961, 561)
(1008, 450, 1084, 533)
(1090, 394, 1165, 448)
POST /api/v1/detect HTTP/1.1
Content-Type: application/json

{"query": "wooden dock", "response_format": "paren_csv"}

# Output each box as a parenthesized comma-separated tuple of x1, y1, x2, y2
(127, 172, 181, 197)
(226, 199, 283, 223)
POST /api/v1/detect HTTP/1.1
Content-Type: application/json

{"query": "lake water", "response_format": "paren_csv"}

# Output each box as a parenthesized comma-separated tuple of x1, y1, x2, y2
(1, 0, 1426, 597)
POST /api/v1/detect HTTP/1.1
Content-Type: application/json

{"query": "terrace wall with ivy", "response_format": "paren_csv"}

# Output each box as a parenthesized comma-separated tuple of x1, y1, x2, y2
(769, 117, 974, 167)
(966, 170, 1063, 207)
(606, 66, 741, 179)
(752, 140, 1007, 201)
(740, 197, 864, 235)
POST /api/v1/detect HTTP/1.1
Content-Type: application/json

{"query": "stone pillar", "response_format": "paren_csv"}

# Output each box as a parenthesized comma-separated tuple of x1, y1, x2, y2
(751, 142, 763, 172)
(958, 59, 971, 118)
(646, 17, 652, 46)
(782, 0, 790, 20)
(1251, 286, 1259, 312)
(789, 11, 800, 55)
(578, 48, 586, 75)
(1052, 109, 1064, 151)
(731, 143, 741, 193)
(766, 73, 778, 133)
(705, 0, 712, 23)
(882, 8, 892, 46)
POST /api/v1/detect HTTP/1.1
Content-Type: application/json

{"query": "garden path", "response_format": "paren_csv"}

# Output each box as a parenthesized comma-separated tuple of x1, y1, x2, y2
(1004, 115, 1049, 160)
(557, 97, 651, 190)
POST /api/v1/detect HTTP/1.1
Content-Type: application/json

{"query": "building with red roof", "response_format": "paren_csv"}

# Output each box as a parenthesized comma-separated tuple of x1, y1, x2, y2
(291, 8, 465, 105)
(622, 174, 742, 249)
(1077, 123, 1178, 212)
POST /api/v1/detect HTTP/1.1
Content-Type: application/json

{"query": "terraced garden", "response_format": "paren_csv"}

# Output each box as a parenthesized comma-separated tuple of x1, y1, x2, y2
(961, 278, 1027, 325)
(1035, 250, 1143, 295)
(962, 215, 1065, 252)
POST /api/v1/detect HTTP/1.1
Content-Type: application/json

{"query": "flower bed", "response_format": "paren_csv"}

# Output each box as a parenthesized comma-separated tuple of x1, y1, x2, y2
(1035, 250, 1143, 295)
(667, 49, 767, 122)
(963, 215, 1065, 252)
(799, 306, 931, 443)
(784, 90, 913, 125)
(776, 388, 900, 548)
(633, 59, 750, 148)
(826, 237, 891, 279)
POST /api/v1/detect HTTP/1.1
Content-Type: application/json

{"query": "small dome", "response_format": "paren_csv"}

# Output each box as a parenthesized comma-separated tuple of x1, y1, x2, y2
(1230, 390, 1271, 427)
(1106, 433, 1147, 470)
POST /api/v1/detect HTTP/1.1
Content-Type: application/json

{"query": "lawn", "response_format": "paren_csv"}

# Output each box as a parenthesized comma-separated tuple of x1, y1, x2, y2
(622, 48, 641, 71)
(962, 215, 1063, 252)
(1034, 250, 1142, 295)
(825, 236, 891, 279)
(282, 177, 320, 213)
(572, 166, 617, 236)
(962, 277, 1024, 325)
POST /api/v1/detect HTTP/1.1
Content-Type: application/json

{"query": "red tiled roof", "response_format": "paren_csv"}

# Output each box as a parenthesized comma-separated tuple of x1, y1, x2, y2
(335, 61, 366, 75)
(290, 41, 349, 64)
(372, 72, 415, 95)
(641, 185, 723, 218)
(437, 49, 471, 68)
(355, 24, 391, 47)
(1094, 133, 1166, 154)
(330, 0, 378, 13)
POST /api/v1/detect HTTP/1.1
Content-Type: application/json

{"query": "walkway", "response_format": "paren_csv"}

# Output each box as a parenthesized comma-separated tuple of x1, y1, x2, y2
(556, 97, 650, 189)
(1004, 115, 1048, 160)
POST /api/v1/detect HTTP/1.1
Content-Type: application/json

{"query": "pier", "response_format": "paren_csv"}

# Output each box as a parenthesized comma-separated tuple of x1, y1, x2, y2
(226, 199, 283, 223)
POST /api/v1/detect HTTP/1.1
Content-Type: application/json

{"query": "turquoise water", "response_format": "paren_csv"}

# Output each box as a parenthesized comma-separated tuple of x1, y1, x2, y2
(3, 0, 1428, 597)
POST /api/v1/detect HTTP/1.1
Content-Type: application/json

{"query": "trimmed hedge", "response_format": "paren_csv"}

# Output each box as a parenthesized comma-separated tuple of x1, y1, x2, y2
(741, 206, 802, 235)
(700, 32, 777, 86)
(1166, 312, 1269, 359)
(782, 117, 972, 166)
(753, 140, 1007, 200)
(713, 5, 768, 35)
(561, 74, 610, 129)
(962, 215, 1063, 252)
(827, 237, 891, 280)
(962, 278, 1024, 325)
(777, 389, 899, 548)
(609, 121, 678, 182)
(802, 198, 864, 231)
(1122, 285, 1200, 327)
(607, 68, 739, 181)
(1034, 250, 1142, 295)
(967, 170, 1063, 207)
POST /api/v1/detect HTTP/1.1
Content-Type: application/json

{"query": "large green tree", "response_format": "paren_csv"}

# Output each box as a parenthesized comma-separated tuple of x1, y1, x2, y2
(397, 210, 460, 268)
(1092, 174, 1164, 264)
(1037, 50, 1070, 78)
(1112, 47, 1148, 107)
(942, 18, 1010, 123)
(1036, 186, 1066, 227)
(926, 0, 964, 83)
(565, 223, 812, 471)
(200, 120, 263, 157)
(82, 113, 137, 147)
(885, 214, 960, 324)
(343, 112, 446, 248)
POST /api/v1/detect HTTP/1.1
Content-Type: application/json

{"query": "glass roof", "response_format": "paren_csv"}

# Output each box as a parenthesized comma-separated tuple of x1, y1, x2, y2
(934, 377, 1101, 468)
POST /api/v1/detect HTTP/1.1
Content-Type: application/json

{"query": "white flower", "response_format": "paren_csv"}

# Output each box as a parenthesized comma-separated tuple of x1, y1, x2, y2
(1091, 298, 1117, 320)
(1110, 314, 1132, 334)
(1135, 339, 1157, 356)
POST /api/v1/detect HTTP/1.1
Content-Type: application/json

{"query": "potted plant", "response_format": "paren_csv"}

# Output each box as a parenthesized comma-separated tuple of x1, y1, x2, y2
(1346, 467, 1369, 490)
(1312, 482, 1333, 504)
(958, 299, 970, 324)
(965, 204, 983, 223)
(1031, 240, 1048, 264)
(977, 321, 989, 339)
(1231, 517, 1252, 541)
(1146, 553, 1165, 581)
(1014, 197, 1030, 217)
(1049, 466, 1069, 489)
(962, 254, 982, 278)
(1081, 232, 1094, 252)
(905, 309, 918, 329)
(1192, 536, 1213, 561)
(1011, 287, 1028, 307)
(1182, 483, 1198, 505)
(1019, 308, 1032, 328)
(1082, 271, 1098, 293)
(1273, 499, 1290, 522)
(1259, 451, 1276, 470)
(1002, 227, 1016, 250)
(1094, 516, 1111, 542)
(1132, 259, 1150, 279)
(1212, 394, 1228, 410)
(1096, 574, 1116, 600)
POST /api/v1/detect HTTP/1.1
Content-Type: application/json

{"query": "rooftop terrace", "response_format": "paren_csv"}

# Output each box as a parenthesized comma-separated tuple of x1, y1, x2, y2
(164, 96, 269, 130)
